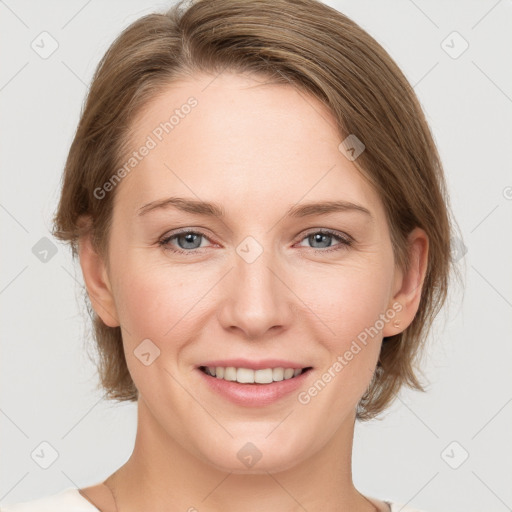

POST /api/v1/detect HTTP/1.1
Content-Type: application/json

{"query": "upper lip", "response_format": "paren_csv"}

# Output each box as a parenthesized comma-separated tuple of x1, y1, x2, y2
(197, 359, 312, 371)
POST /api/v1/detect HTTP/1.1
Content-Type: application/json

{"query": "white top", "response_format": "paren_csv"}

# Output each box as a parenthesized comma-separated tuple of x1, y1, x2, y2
(0, 487, 429, 512)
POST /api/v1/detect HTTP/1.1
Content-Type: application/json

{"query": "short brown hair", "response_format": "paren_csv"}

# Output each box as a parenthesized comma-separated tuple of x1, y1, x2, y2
(52, 0, 463, 421)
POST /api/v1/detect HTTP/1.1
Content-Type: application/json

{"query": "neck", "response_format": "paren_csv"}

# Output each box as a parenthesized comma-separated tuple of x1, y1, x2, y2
(107, 398, 379, 512)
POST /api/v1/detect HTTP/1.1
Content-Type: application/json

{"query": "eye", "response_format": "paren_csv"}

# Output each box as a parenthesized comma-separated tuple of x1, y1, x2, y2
(158, 228, 353, 255)
(158, 229, 213, 254)
(296, 229, 353, 253)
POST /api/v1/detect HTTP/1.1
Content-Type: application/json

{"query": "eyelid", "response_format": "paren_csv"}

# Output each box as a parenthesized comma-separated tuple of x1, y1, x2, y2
(158, 227, 216, 249)
(297, 227, 354, 244)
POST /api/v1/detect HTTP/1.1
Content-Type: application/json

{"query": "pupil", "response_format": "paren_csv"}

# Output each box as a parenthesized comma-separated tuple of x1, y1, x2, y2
(180, 233, 200, 249)
(311, 233, 330, 248)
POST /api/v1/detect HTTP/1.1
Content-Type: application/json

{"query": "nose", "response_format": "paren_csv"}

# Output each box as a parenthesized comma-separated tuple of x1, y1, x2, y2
(216, 245, 294, 340)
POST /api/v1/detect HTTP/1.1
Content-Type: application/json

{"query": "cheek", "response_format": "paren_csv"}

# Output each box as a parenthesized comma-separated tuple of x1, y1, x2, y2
(301, 261, 393, 341)
(111, 256, 214, 348)
(297, 261, 392, 399)
(294, 292, 388, 420)
(111, 263, 209, 400)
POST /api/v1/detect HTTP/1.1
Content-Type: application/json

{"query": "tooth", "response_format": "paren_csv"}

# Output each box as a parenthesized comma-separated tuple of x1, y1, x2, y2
(283, 368, 295, 379)
(254, 368, 273, 384)
(224, 367, 237, 381)
(205, 366, 305, 383)
(237, 368, 255, 383)
(272, 367, 284, 381)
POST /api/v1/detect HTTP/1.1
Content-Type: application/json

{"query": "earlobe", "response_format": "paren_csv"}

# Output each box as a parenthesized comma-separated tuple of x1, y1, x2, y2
(77, 225, 120, 328)
(383, 227, 429, 337)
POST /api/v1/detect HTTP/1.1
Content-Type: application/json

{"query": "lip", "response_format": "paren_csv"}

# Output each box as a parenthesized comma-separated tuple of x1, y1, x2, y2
(196, 366, 313, 407)
(197, 358, 310, 371)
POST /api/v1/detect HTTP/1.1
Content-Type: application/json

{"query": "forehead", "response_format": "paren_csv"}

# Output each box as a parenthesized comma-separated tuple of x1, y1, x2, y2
(114, 71, 385, 224)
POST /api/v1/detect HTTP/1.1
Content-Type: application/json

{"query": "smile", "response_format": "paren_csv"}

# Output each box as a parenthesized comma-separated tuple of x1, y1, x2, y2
(199, 366, 313, 384)
(196, 365, 314, 407)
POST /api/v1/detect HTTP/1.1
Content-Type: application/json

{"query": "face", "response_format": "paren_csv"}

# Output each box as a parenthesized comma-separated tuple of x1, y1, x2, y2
(84, 71, 420, 474)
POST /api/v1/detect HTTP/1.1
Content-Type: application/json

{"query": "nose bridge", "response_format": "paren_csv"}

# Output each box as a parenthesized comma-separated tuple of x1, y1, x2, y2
(218, 235, 291, 338)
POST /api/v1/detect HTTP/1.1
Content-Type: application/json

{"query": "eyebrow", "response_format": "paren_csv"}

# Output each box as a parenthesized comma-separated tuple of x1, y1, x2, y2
(137, 197, 373, 220)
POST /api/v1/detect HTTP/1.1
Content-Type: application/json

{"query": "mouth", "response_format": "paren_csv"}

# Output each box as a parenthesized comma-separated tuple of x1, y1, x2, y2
(198, 365, 313, 385)
(196, 364, 314, 407)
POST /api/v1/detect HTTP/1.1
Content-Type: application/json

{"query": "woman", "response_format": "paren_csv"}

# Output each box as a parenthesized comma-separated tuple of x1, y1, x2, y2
(1, 0, 458, 510)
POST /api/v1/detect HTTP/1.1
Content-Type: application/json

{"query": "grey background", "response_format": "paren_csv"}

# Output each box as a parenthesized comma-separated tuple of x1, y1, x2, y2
(1, 1, 511, 511)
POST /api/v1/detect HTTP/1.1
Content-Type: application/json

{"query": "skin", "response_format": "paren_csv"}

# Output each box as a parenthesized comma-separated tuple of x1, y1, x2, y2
(77, 71, 428, 512)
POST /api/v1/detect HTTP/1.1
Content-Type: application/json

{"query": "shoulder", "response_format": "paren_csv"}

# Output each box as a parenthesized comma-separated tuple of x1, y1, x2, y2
(0, 488, 97, 512)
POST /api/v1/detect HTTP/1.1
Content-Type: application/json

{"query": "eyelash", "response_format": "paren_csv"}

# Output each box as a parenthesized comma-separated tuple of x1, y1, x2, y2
(157, 228, 354, 255)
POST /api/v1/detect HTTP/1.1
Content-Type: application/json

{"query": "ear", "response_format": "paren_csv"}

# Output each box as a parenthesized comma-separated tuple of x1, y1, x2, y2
(382, 227, 429, 337)
(77, 218, 120, 328)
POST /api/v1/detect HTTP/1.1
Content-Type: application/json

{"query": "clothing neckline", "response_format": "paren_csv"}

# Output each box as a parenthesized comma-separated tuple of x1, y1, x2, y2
(66, 488, 102, 511)
(69, 487, 394, 512)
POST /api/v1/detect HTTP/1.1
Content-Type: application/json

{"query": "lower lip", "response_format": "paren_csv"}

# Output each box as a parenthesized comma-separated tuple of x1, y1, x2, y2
(196, 368, 313, 407)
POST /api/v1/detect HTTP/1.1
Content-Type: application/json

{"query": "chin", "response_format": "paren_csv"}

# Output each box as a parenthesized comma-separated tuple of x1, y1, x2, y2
(194, 434, 310, 475)
(205, 450, 305, 475)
